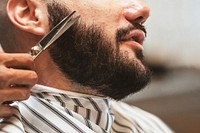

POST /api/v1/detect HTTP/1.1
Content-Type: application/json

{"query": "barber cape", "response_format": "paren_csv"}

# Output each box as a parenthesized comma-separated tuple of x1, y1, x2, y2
(0, 85, 173, 133)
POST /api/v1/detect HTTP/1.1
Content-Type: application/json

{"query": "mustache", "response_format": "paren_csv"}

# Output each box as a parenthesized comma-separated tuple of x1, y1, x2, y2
(116, 23, 146, 43)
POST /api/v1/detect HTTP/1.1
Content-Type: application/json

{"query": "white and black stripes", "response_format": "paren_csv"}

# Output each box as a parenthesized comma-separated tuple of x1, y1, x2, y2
(0, 106, 25, 133)
(27, 89, 112, 133)
(112, 111, 144, 133)
(0, 85, 173, 133)
(21, 116, 42, 133)
(34, 98, 86, 133)
(21, 102, 64, 133)
(110, 101, 174, 133)
(20, 96, 95, 133)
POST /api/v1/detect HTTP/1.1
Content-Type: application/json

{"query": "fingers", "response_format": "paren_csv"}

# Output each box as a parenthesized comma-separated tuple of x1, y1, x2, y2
(0, 67, 38, 88)
(0, 53, 38, 88)
(0, 52, 38, 118)
(0, 105, 16, 118)
(0, 87, 31, 102)
(0, 86, 32, 118)
(0, 53, 33, 69)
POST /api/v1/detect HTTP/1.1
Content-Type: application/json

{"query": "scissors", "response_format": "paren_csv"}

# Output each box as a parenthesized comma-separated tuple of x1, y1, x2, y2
(0, 13, 80, 105)
(28, 11, 80, 60)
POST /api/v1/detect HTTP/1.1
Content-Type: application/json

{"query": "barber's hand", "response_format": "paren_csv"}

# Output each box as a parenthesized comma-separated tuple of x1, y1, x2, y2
(0, 52, 38, 118)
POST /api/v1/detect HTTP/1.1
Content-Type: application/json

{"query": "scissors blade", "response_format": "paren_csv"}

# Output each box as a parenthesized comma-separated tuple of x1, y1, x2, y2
(40, 11, 76, 48)
(44, 16, 80, 50)
(28, 11, 80, 60)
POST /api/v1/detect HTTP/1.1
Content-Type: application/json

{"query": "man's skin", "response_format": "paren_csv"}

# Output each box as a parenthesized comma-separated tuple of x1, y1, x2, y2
(0, 0, 150, 118)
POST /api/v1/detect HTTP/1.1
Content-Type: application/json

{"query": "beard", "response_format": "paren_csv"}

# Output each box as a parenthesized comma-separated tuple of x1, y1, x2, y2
(47, 2, 151, 100)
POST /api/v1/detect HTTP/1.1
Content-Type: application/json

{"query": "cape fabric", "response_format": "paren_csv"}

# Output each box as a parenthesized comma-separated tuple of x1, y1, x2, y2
(0, 85, 173, 133)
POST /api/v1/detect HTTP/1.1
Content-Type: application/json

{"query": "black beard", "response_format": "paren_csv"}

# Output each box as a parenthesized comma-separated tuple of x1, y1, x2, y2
(47, 2, 151, 100)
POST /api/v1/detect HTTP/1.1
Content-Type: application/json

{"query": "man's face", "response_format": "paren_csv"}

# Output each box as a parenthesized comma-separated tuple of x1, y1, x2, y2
(53, 0, 149, 59)
(47, 0, 151, 100)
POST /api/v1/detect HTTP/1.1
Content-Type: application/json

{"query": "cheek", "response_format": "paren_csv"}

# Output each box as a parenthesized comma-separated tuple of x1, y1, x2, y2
(69, 1, 121, 24)
(67, 1, 124, 42)
(78, 13, 120, 43)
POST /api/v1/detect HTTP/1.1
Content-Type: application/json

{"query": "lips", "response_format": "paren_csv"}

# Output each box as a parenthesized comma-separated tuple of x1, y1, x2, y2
(120, 30, 145, 48)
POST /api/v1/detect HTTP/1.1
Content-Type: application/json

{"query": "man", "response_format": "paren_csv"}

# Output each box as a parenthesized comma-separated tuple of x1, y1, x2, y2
(0, 0, 173, 132)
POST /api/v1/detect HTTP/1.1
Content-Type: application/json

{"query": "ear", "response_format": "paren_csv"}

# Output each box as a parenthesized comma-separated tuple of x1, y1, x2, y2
(6, 0, 49, 35)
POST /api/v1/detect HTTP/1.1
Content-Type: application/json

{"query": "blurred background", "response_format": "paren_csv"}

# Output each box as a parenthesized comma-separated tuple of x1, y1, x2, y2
(124, 1, 200, 133)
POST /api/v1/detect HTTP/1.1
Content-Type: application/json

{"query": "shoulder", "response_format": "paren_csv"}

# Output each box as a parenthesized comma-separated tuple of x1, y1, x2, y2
(110, 101, 174, 133)
(18, 96, 95, 133)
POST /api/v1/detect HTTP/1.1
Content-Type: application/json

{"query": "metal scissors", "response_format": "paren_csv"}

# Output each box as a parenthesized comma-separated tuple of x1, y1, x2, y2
(28, 11, 80, 60)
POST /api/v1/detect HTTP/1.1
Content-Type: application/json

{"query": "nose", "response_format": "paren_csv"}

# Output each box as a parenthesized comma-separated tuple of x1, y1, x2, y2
(123, 0, 150, 24)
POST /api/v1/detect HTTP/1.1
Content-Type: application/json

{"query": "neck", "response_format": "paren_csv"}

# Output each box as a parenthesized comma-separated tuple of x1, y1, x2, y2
(33, 51, 100, 96)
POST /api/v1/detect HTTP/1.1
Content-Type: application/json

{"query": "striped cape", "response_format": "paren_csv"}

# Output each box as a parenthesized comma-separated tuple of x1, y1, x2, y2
(0, 85, 173, 133)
